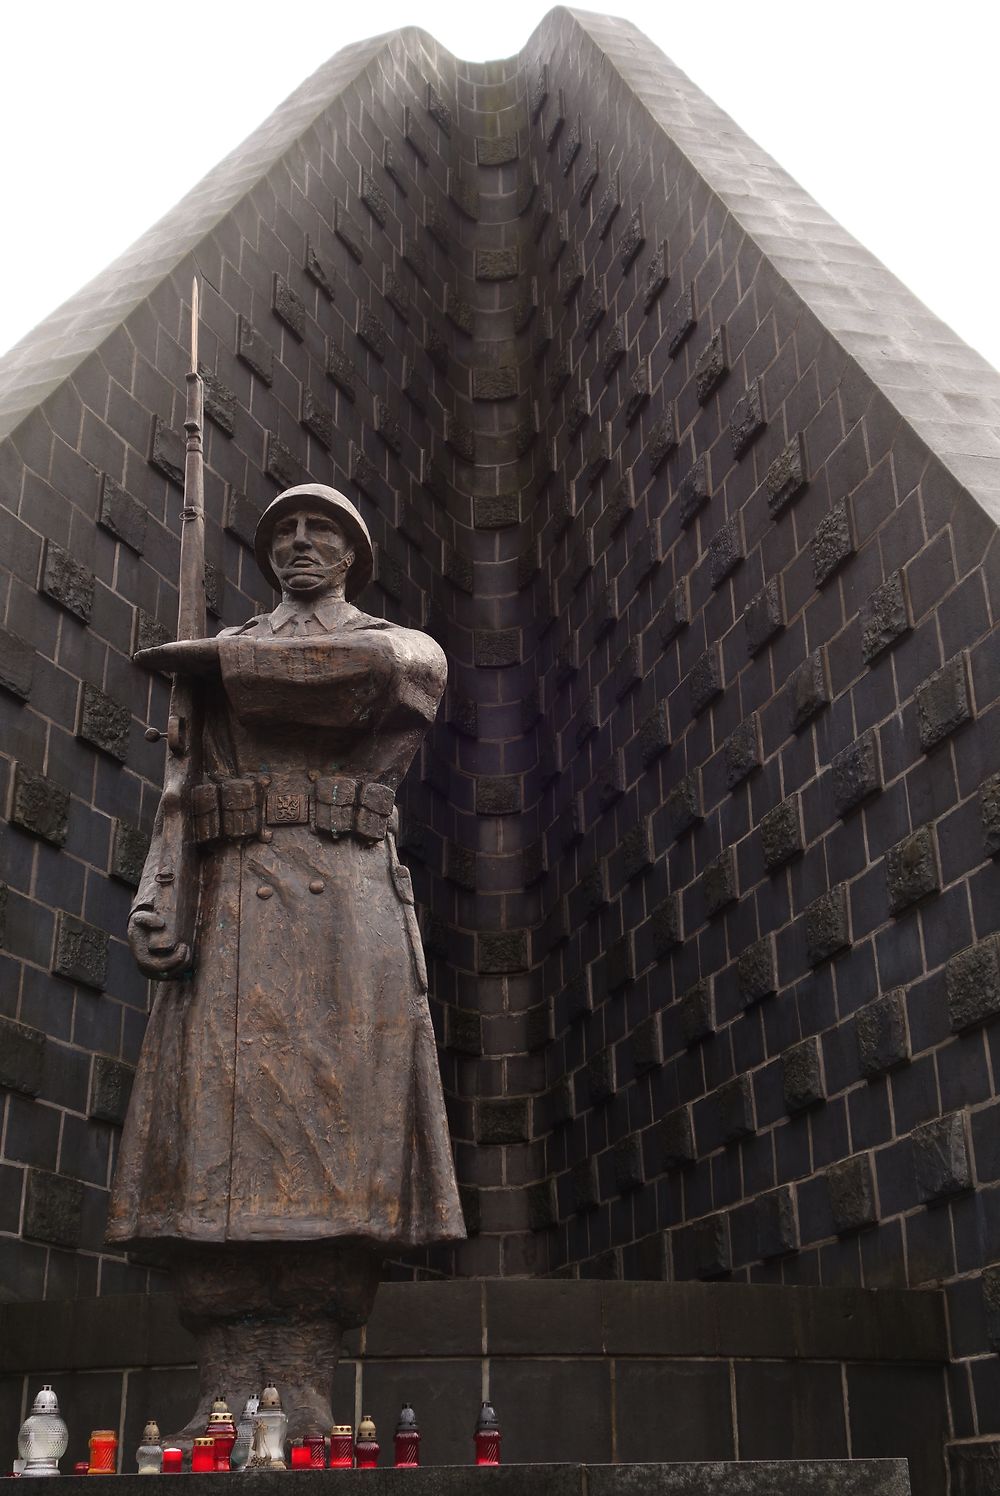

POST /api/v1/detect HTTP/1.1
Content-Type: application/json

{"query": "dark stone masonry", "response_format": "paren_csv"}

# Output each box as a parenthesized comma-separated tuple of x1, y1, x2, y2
(2, 7, 1000, 1488)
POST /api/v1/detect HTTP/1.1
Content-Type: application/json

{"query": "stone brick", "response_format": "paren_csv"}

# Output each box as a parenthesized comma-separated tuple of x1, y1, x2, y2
(334, 200, 364, 261)
(445, 843, 477, 892)
(527, 1178, 557, 1231)
(827, 1153, 877, 1234)
(632, 1014, 663, 1074)
(702, 847, 737, 916)
(730, 378, 766, 457)
(359, 170, 388, 228)
(680, 978, 714, 1045)
(665, 284, 696, 354)
(445, 1005, 482, 1057)
(205, 561, 223, 622)
(856, 990, 910, 1078)
(587, 1049, 616, 1105)
(52, 912, 108, 989)
(651, 895, 682, 957)
(584, 423, 611, 485)
(605, 469, 635, 532)
(677, 455, 709, 526)
(614, 641, 641, 700)
(624, 360, 651, 425)
(524, 840, 547, 886)
(647, 406, 677, 472)
(476, 133, 518, 165)
(444, 548, 473, 594)
(759, 794, 803, 870)
(402, 237, 427, 283)
(326, 343, 357, 401)
(725, 715, 761, 787)
(743, 577, 784, 655)
(459, 1186, 481, 1236)
(517, 540, 541, 590)
(357, 306, 387, 359)
(643, 241, 668, 311)
(717, 1075, 755, 1142)
(23, 1169, 84, 1249)
(89, 1055, 135, 1126)
(832, 730, 881, 816)
(695, 327, 729, 403)
(476, 777, 522, 816)
(0, 1015, 45, 1097)
(0, 625, 34, 700)
(448, 168, 479, 221)
(40, 539, 93, 622)
(736, 934, 777, 1006)
(614, 1133, 644, 1193)
(606, 933, 635, 991)
(661, 579, 690, 642)
(236, 315, 273, 384)
(448, 689, 477, 738)
(382, 269, 409, 321)
(558, 1159, 598, 1227)
(304, 235, 334, 298)
(912, 1110, 972, 1204)
(618, 206, 645, 271)
(804, 884, 850, 965)
(946, 938, 1000, 1032)
(77, 682, 130, 761)
(403, 104, 430, 163)
(812, 500, 855, 587)
(98, 475, 147, 553)
(199, 366, 237, 435)
(594, 173, 620, 238)
(789, 649, 830, 732)
(272, 272, 305, 336)
(783, 1036, 826, 1113)
(223, 488, 261, 549)
(375, 398, 402, 456)
(149, 413, 185, 485)
(426, 80, 451, 134)
(425, 205, 450, 254)
(709, 517, 743, 587)
(687, 1213, 732, 1279)
(425, 327, 449, 375)
(474, 494, 519, 530)
(133, 608, 172, 655)
(602, 320, 626, 378)
(472, 368, 518, 401)
(916, 653, 973, 750)
(566, 385, 590, 437)
(756, 1186, 798, 1259)
(9, 763, 69, 847)
(621, 820, 654, 881)
(661, 1106, 695, 1168)
(445, 411, 475, 462)
(476, 1100, 529, 1146)
(667, 772, 702, 837)
(689, 644, 722, 716)
(885, 825, 940, 914)
(982, 772, 1000, 857)
(475, 247, 518, 282)
(262, 434, 302, 493)
(578, 861, 609, 918)
(563, 969, 591, 1020)
(639, 703, 670, 765)
(766, 433, 808, 516)
(301, 390, 333, 449)
(477, 931, 528, 974)
(862, 570, 911, 662)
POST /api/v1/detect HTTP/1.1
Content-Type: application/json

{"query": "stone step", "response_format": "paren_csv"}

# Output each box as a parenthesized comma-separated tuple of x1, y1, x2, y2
(63, 1460, 911, 1494)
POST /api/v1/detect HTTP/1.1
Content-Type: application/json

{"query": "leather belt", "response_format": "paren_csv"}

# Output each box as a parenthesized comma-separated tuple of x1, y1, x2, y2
(190, 776, 395, 845)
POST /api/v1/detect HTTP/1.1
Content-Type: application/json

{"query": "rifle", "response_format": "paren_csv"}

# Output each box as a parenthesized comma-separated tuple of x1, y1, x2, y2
(137, 279, 206, 969)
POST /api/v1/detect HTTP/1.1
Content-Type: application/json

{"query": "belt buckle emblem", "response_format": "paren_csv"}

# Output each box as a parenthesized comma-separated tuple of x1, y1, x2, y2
(268, 790, 308, 825)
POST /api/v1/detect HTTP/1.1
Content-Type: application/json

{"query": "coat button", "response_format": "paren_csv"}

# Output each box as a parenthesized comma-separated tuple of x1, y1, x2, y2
(259, 829, 273, 844)
(309, 878, 325, 894)
(256, 885, 273, 900)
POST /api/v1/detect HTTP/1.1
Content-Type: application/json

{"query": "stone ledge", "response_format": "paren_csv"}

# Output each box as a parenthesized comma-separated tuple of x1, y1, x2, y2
(51, 1463, 911, 1496)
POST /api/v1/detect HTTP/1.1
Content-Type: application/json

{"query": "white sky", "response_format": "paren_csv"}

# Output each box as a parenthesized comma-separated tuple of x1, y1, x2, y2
(2, 1, 998, 372)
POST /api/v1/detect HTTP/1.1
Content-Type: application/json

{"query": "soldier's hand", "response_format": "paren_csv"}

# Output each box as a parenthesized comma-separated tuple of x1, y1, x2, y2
(128, 911, 191, 978)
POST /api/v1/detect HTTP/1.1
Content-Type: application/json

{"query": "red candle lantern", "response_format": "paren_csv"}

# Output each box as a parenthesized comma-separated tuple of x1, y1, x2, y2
(206, 1395, 237, 1471)
(474, 1402, 500, 1466)
(73, 1462, 90, 1475)
(355, 1415, 379, 1470)
(329, 1425, 354, 1468)
(87, 1431, 118, 1475)
(306, 1434, 326, 1469)
(162, 1447, 183, 1474)
(289, 1442, 311, 1469)
(191, 1437, 216, 1473)
(394, 1406, 420, 1468)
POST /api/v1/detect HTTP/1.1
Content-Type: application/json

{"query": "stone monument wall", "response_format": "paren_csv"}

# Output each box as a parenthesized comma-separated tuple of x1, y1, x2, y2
(1, 6, 1000, 1442)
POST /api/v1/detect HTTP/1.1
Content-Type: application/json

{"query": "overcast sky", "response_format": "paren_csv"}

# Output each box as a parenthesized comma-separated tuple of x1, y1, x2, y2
(2, 1, 998, 373)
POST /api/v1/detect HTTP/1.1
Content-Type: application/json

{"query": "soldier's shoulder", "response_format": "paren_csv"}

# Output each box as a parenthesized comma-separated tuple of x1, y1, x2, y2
(217, 614, 269, 637)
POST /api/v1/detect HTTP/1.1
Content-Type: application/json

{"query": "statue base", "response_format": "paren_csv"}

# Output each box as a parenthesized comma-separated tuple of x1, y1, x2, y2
(164, 1240, 381, 1447)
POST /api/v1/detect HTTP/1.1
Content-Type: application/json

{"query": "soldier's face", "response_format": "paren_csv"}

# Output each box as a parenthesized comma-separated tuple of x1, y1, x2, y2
(270, 509, 355, 597)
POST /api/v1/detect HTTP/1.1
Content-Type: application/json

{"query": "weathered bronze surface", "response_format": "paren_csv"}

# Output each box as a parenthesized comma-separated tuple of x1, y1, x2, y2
(107, 477, 463, 1440)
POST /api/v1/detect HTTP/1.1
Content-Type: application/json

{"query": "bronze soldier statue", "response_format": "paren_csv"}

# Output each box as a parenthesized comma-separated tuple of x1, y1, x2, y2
(107, 479, 464, 1438)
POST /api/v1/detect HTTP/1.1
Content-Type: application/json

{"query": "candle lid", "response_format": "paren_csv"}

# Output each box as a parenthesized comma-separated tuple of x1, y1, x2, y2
(330, 1425, 353, 1436)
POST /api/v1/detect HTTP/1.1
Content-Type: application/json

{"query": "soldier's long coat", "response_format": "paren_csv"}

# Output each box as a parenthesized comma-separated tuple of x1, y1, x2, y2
(106, 604, 464, 1249)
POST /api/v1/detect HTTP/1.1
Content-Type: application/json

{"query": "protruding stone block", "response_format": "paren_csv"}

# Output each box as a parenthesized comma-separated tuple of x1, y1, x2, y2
(709, 517, 743, 587)
(737, 934, 777, 1006)
(0, 1016, 45, 1097)
(694, 327, 728, 403)
(783, 1036, 825, 1113)
(702, 847, 737, 916)
(23, 1169, 83, 1249)
(677, 455, 709, 526)
(149, 414, 185, 485)
(812, 500, 855, 586)
(766, 434, 808, 515)
(99, 476, 147, 553)
(10, 763, 69, 846)
(804, 884, 850, 965)
(744, 577, 784, 655)
(862, 570, 911, 662)
(680, 978, 714, 1045)
(77, 682, 130, 761)
(40, 539, 93, 622)
(661, 1106, 695, 1169)
(885, 825, 940, 914)
(689, 644, 722, 716)
(856, 990, 910, 1078)
(916, 653, 973, 750)
(827, 1153, 877, 1234)
(110, 820, 149, 888)
(477, 931, 528, 974)
(476, 1099, 529, 1145)
(667, 772, 702, 837)
(789, 649, 830, 732)
(53, 912, 108, 989)
(0, 626, 35, 700)
(760, 794, 803, 870)
(651, 896, 682, 957)
(946, 938, 1000, 1032)
(236, 315, 273, 383)
(730, 378, 765, 456)
(832, 730, 881, 816)
(89, 1055, 135, 1126)
(725, 715, 761, 787)
(614, 1133, 644, 1193)
(272, 273, 305, 336)
(756, 1186, 798, 1259)
(912, 1110, 972, 1204)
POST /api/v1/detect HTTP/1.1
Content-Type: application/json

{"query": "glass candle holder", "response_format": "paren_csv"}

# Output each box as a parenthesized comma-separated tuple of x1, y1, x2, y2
(73, 1463, 90, 1476)
(306, 1434, 326, 1469)
(192, 1437, 216, 1473)
(474, 1402, 500, 1467)
(162, 1447, 183, 1474)
(230, 1393, 259, 1472)
(290, 1442, 311, 1469)
(393, 1406, 420, 1469)
(88, 1430, 118, 1475)
(137, 1420, 163, 1475)
(206, 1396, 237, 1472)
(18, 1385, 69, 1477)
(329, 1426, 354, 1468)
(257, 1383, 288, 1470)
(354, 1415, 378, 1471)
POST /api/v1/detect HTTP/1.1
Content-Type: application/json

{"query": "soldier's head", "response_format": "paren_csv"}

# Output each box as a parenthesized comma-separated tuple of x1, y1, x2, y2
(254, 485, 374, 602)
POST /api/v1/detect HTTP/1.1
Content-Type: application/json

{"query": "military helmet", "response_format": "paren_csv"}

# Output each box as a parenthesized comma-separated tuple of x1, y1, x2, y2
(253, 484, 374, 600)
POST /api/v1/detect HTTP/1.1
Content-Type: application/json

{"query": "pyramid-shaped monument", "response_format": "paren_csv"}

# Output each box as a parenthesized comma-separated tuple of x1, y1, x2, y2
(0, 11, 998, 1487)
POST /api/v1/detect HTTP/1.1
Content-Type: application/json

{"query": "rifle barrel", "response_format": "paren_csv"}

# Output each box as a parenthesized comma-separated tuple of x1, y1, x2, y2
(178, 276, 206, 644)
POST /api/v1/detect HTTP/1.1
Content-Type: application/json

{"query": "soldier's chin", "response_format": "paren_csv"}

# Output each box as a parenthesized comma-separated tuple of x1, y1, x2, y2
(282, 570, 326, 592)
